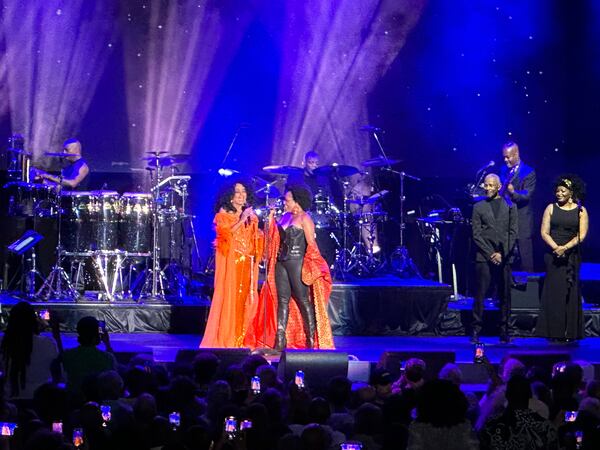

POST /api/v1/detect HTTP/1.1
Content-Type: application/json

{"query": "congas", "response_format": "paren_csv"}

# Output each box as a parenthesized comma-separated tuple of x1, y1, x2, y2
(61, 191, 94, 252)
(3, 181, 58, 217)
(90, 190, 120, 251)
(119, 192, 152, 253)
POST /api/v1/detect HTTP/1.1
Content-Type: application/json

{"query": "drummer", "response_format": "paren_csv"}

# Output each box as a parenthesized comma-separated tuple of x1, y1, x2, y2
(288, 150, 332, 199)
(36, 138, 90, 190)
(348, 172, 382, 254)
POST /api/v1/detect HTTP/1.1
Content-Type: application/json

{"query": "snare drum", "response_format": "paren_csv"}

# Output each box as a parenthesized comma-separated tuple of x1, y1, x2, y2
(119, 192, 152, 253)
(90, 190, 120, 250)
(61, 191, 94, 252)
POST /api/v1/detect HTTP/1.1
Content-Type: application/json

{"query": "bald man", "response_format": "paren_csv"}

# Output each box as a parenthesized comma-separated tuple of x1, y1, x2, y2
(38, 138, 90, 190)
(471, 173, 518, 344)
(500, 142, 536, 272)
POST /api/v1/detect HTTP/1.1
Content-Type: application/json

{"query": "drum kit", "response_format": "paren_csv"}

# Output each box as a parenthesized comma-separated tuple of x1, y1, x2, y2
(2, 148, 196, 302)
(261, 157, 403, 277)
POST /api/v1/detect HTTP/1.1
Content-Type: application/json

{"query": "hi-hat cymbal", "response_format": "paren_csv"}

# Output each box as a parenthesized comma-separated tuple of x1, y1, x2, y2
(255, 184, 281, 199)
(313, 164, 359, 178)
(145, 150, 170, 155)
(361, 156, 402, 167)
(44, 151, 72, 157)
(262, 165, 303, 175)
(367, 190, 389, 202)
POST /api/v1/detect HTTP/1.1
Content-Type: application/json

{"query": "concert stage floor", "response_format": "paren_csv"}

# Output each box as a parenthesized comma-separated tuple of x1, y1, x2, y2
(47, 333, 600, 391)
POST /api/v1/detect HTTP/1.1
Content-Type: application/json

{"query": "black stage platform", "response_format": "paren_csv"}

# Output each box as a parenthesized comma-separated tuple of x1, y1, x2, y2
(2, 266, 600, 337)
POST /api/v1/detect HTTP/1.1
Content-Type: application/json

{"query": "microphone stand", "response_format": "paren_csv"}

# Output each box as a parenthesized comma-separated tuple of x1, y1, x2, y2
(384, 168, 422, 278)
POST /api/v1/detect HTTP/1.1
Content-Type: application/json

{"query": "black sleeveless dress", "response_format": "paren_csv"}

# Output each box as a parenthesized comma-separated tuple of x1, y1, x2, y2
(536, 205, 583, 339)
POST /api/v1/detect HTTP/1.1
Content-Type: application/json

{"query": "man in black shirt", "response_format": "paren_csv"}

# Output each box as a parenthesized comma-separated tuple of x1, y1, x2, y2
(37, 138, 90, 190)
(471, 174, 518, 343)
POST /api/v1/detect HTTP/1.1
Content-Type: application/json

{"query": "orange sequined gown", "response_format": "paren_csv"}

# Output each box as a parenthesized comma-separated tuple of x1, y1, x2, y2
(244, 221, 334, 350)
(200, 211, 263, 348)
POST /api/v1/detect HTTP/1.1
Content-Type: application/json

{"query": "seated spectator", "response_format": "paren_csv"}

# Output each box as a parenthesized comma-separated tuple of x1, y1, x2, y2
(438, 363, 480, 423)
(479, 375, 560, 450)
(192, 352, 220, 396)
(0, 302, 59, 400)
(301, 423, 332, 450)
(257, 364, 284, 393)
(352, 402, 384, 450)
(392, 358, 426, 394)
(407, 379, 477, 450)
(369, 368, 394, 406)
(60, 316, 116, 406)
(289, 397, 346, 450)
(326, 376, 354, 436)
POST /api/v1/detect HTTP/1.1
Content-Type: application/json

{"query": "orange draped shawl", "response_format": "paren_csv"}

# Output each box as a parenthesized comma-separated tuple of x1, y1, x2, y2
(200, 212, 263, 348)
(244, 221, 334, 349)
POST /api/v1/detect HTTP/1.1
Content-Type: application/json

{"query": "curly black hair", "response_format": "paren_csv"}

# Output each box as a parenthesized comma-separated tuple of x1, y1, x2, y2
(554, 173, 586, 202)
(286, 184, 313, 212)
(214, 179, 255, 213)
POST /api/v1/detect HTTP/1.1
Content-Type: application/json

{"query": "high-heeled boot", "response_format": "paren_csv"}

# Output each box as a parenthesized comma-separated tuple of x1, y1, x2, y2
(298, 299, 317, 349)
(274, 301, 289, 351)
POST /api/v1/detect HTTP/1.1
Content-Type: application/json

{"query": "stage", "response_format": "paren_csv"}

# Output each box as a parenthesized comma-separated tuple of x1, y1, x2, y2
(2, 269, 600, 394)
(33, 333, 600, 395)
(2, 265, 600, 337)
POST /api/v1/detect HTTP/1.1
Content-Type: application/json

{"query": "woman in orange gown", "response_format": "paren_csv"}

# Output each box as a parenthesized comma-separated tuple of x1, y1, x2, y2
(200, 181, 263, 348)
(245, 185, 334, 350)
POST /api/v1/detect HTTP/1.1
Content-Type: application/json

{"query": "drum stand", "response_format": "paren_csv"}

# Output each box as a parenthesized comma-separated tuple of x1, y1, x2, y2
(139, 165, 168, 303)
(331, 183, 355, 279)
(388, 170, 421, 278)
(161, 212, 188, 299)
(37, 196, 78, 301)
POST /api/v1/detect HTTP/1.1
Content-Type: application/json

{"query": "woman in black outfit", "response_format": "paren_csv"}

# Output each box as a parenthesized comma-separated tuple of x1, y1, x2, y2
(273, 186, 318, 350)
(536, 175, 589, 342)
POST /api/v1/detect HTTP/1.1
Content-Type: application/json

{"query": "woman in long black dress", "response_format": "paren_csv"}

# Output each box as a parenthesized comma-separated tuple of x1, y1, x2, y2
(536, 175, 589, 341)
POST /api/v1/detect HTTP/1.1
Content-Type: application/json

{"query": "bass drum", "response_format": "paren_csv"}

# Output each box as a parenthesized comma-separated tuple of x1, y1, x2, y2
(61, 191, 94, 253)
(119, 192, 152, 253)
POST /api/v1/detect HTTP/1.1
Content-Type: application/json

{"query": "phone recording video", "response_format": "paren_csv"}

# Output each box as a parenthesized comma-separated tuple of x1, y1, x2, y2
(101, 405, 112, 425)
(0, 423, 17, 437)
(340, 442, 363, 450)
(224, 416, 238, 439)
(565, 410, 578, 422)
(38, 309, 50, 321)
(474, 343, 485, 364)
(240, 419, 253, 431)
(169, 412, 181, 429)
(72, 428, 84, 448)
(98, 320, 106, 335)
(295, 370, 305, 389)
(52, 421, 63, 434)
(251, 375, 261, 395)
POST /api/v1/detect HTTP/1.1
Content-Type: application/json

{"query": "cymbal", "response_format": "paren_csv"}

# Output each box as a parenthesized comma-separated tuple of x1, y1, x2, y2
(361, 156, 402, 167)
(367, 190, 389, 202)
(262, 165, 303, 175)
(145, 150, 170, 155)
(255, 184, 281, 199)
(44, 151, 71, 157)
(313, 164, 359, 177)
(142, 156, 188, 167)
(7, 147, 33, 156)
(346, 197, 376, 206)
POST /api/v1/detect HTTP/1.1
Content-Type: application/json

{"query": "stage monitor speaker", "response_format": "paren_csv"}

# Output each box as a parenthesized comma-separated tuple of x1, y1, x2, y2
(508, 350, 571, 378)
(277, 350, 348, 394)
(378, 350, 455, 381)
(175, 348, 251, 377)
(511, 272, 544, 309)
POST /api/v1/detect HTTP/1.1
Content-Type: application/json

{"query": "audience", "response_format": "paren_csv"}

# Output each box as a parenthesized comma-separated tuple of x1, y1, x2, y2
(0, 301, 59, 400)
(2, 309, 600, 450)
